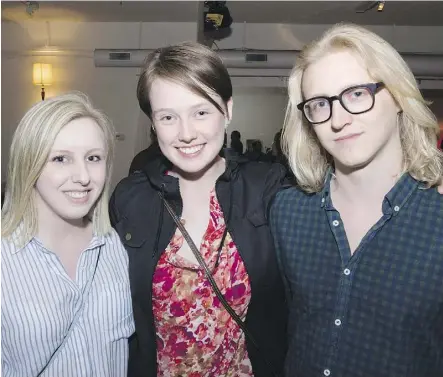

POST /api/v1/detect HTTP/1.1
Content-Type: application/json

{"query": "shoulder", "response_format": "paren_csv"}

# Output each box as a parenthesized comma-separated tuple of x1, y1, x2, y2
(235, 161, 289, 201)
(415, 185, 443, 219)
(271, 186, 318, 221)
(273, 185, 311, 205)
(101, 229, 129, 259)
(113, 171, 149, 195)
(103, 228, 126, 246)
(1, 237, 16, 258)
(111, 171, 152, 209)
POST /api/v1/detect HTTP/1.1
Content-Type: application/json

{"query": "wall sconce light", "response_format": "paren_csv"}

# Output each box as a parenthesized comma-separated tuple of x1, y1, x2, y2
(33, 63, 53, 100)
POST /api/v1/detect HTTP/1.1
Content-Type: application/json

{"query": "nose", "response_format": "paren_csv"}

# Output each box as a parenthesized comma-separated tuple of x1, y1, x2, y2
(330, 100, 352, 131)
(71, 161, 91, 185)
(178, 118, 197, 143)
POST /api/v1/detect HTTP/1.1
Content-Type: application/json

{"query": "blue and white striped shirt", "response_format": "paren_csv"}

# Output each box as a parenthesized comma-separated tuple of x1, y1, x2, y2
(1, 228, 135, 377)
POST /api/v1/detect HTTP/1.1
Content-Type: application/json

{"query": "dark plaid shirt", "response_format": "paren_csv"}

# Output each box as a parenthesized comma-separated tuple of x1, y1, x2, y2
(270, 172, 443, 377)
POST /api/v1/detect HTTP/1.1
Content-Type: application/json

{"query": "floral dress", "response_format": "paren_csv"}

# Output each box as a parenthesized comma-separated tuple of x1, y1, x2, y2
(152, 189, 253, 377)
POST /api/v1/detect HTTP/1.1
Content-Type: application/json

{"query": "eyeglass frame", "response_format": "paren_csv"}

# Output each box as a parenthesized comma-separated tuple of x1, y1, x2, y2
(297, 82, 385, 125)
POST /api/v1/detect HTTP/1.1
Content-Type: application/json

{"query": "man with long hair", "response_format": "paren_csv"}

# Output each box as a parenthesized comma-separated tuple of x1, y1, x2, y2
(271, 23, 443, 377)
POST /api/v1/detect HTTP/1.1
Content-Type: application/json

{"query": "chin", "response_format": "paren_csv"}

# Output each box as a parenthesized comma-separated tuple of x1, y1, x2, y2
(174, 161, 214, 175)
(335, 155, 372, 172)
(58, 205, 94, 220)
(170, 150, 221, 174)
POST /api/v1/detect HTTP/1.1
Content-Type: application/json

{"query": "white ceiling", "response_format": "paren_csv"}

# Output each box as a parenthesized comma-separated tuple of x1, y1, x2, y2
(2, 1, 443, 26)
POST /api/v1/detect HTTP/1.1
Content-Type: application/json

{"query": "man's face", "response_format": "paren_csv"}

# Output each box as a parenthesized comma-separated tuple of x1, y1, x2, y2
(302, 50, 400, 172)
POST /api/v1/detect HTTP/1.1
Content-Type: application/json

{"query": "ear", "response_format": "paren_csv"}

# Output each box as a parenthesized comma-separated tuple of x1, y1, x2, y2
(226, 97, 233, 122)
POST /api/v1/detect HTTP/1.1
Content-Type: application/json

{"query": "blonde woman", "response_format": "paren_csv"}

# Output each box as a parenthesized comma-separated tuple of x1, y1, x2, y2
(270, 24, 443, 377)
(1, 92, 134, 377)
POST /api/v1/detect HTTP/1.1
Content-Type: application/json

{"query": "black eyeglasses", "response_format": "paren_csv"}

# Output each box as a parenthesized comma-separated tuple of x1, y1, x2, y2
(297, 82, 385, 125)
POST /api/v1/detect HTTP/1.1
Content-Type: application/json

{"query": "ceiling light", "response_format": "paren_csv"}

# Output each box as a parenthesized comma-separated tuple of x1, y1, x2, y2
(377, 1, 385, 12)
(24, 1, 39, 16)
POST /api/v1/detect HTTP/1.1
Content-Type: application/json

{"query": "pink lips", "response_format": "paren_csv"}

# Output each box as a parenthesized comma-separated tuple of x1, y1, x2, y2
(334, 133, 362, 142)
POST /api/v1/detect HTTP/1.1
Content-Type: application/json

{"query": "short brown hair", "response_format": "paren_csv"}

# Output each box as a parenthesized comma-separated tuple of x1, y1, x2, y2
(137, 41, 232, 119)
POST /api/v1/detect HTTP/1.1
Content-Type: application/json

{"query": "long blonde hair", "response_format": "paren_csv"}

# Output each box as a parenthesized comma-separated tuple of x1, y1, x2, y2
(282, 23, 443, 192)
(2, 92, 116, 246)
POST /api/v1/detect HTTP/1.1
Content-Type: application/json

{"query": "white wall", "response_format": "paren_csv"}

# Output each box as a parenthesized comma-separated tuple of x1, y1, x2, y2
(229, 87, 287, 150)
(1, 21, 198, 187)
(2, 21, 443, 188)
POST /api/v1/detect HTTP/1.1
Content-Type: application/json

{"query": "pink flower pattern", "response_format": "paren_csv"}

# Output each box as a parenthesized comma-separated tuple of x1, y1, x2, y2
(152, 189, 253, 377)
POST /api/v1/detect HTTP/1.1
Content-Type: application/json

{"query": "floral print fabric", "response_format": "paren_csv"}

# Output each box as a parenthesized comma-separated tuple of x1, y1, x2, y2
(152, 189, 253, 377)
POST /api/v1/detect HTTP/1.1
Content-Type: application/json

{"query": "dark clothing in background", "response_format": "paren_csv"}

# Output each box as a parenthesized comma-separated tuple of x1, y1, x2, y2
(244, 150, 272, 163)
(270, 172, 443, 377)
(231, 139, 243, 156)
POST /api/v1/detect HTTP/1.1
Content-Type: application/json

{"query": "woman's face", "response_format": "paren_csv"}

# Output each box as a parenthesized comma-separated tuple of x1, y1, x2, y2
(149, 78, 232, 175)
(34, 117, 107, 224)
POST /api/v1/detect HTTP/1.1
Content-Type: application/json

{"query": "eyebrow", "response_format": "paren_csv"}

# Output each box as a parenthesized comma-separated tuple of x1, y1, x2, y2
(50, 148, 105, 155)
(307, 82, 368, 99)
(152, 102, 213, 115)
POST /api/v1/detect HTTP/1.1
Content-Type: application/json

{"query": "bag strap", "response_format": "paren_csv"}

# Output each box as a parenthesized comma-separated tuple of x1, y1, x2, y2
(159, 192, 280, 377)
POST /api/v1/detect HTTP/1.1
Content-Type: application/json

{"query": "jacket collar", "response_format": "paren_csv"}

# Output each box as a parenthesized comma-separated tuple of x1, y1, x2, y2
(141, 152, 245, 198)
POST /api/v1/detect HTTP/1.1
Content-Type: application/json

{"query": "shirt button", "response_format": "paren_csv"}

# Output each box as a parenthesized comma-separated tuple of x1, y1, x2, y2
(324, 369, 331, 376)
(334, 319, 341, 326)
(394, 205, 400, 212)
(343, 268, 351, 275)
(332, 220, 340, 226)
(125, 233, 132, 241)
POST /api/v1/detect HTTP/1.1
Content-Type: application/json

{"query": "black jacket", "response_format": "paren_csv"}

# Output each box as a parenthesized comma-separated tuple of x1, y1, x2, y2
(128, 143, 163, 175)
(109, 156, 289, 377)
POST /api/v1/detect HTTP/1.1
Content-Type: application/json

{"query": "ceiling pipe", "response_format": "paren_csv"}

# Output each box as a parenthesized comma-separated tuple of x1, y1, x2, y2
(93, 49, 443, 78)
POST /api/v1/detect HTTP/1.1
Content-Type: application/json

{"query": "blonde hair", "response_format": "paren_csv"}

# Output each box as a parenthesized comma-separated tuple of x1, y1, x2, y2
(282, 23, 443, 192)
(2, 91, 116, 246)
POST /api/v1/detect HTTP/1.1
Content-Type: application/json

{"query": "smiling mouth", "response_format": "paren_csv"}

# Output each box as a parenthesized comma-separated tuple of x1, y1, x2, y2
(65, 191, 90, 199)
(177, 145, 204, 154)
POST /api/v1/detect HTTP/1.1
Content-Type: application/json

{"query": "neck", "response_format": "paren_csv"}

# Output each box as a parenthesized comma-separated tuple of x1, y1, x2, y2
(36, 200, 92, 250)
(332, 146, 403, 206)
(173, 156, 226, 190)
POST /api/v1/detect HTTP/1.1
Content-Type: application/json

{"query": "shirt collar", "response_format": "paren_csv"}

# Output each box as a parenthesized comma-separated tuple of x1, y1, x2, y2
(320, 167, 334, 209)
(382, 173, 420, 216)
(10, 226, 106, 255)
(320, 169, 420, 216)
